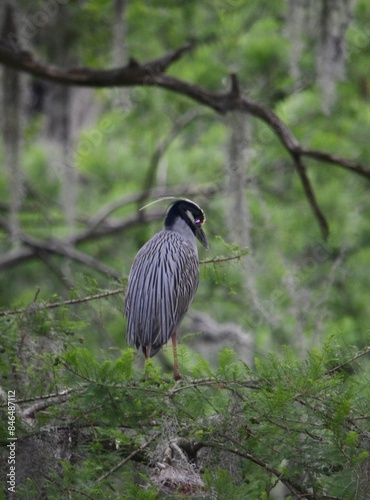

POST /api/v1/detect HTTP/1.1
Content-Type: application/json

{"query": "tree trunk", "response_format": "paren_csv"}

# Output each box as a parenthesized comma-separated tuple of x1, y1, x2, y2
(1, 2, 24, 246)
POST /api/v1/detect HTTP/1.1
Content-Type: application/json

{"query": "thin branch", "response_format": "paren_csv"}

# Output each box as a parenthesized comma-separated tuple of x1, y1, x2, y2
(291, 153, 329, 240)
(212, 441, 310, 498)
(95, 431, 160, 483)
(200, 250, 248, 265)
(87, 183, 220, 232)
(0, 245, 35, 269)
(0, 387, 77, 407)
(0, 289, 125, 317)
(325, 346, 370, 376)
(0, 211, 160, 271)
(140, 109, 206, 200)
(0, 251, 245, 317)
(300, 146, 370, 180)
(0, 384, 34, 427)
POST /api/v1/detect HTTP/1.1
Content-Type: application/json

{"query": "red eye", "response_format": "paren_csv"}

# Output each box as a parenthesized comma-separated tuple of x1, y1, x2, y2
(195, 218, 201, 225)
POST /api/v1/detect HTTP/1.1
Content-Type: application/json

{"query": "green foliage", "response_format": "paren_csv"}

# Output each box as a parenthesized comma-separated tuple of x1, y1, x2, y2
(1, 1, 370, 498)
(1, 300, 369, 498)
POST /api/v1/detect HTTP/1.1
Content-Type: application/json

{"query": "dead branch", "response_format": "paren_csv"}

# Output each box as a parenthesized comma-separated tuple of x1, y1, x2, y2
(0, 210, 160, 272)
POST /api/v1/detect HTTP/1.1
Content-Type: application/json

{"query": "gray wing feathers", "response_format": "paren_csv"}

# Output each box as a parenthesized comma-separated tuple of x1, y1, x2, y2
(125, 231, 199, 351)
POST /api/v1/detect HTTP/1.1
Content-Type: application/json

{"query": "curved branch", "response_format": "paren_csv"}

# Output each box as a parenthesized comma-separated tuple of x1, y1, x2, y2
(0, 251, 245, 317)
(0, 185, 219, 273)
(87, 183, 220, 232)
(0, 41, 193, 87)
(0, 42, 368, 177)
(291, 153, 329, 239)
(0, 289, 125, 318)
(140, 109, 206, 201)
(1, 43, 370, 238)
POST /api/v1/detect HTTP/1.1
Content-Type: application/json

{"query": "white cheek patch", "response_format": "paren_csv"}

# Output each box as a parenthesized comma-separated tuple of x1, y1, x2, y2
(185, 210, 196, 225)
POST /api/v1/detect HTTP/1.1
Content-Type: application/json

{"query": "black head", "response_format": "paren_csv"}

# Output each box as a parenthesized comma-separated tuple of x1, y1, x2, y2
(164, 199, 208, 249)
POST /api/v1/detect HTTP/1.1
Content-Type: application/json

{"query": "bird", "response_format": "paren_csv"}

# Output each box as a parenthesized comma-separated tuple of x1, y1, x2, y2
(125, 198, 208, 380)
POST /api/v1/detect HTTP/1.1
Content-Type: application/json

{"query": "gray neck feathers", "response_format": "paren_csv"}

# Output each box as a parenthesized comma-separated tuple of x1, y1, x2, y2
(166, 216, 197, 253)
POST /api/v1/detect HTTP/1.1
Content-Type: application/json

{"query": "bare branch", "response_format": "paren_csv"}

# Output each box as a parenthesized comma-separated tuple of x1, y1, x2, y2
(0, 384, 35, 427)
(0, 220, 122, 279)
(0, 42, 369, 241)
(291, 153, 329, 240)
(0, 42, 193, 87)
(214, 441, 342, 499)
(300, 146, 370, 180)
(140, 109, 206, 200)
(0, 251, 243, 317)
(87, 183, 219, 232)
(0, 387, 77, 407)
(0, 288, 125, 317)
(199, 250, 248, 265)
(0, 184, 222, 273)
(21, 393, 69, 419)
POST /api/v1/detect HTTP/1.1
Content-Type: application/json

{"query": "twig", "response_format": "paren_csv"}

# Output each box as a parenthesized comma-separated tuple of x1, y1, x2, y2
(0, 387, 78, 407)
(0, 289, 125, 317)
(212, 441, 310, 498)
(95, 431, 160, 483)
(200, 251, 248, 265)
(291, 153, 329, 240)
(87, 183, 220, 231)
(0, 251, 244, 317)
(325, 346, 370, 376)
(140, 109, 206, 200)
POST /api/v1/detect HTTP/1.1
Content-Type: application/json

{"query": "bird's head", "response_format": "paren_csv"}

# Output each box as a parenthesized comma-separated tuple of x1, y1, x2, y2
(165, 199, 209, 250)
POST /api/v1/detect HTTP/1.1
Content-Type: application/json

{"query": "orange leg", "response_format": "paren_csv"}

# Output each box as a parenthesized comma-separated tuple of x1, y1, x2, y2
(144, 345, 150, 376)
(172, 332, 181, 381)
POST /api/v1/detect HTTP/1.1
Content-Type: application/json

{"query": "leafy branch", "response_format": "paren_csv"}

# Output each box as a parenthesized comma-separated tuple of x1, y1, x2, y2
(0, 250, 247, 317)
(1, 338, 369, 497)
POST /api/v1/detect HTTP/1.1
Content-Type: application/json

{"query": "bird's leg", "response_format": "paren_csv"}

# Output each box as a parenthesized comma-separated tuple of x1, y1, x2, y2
(144, 345, 151, 378)
(171, 333, 181, 381)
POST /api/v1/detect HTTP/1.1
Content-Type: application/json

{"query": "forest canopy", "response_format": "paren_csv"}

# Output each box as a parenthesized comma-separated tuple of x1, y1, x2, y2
(0, 1, 370, 499)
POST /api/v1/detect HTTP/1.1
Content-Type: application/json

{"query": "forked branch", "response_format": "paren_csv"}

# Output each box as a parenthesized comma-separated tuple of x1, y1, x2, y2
(1, 43, 370, 238)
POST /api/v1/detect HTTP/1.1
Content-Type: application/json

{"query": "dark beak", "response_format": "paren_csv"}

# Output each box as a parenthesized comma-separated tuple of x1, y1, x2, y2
(195, 226, 209, 250)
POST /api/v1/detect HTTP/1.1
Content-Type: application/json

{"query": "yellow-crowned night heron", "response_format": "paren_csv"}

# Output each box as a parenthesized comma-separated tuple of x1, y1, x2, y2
(125, 199, 208, 380)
